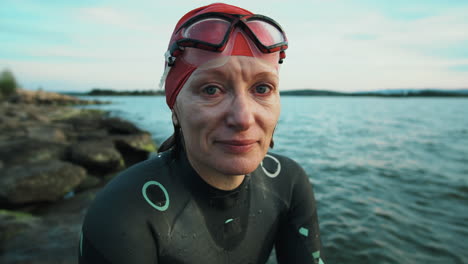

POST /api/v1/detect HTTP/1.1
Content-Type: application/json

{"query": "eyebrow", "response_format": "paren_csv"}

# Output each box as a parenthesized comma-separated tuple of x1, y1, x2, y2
(192, 68, 279, 83)
(251, 71, 279, 82)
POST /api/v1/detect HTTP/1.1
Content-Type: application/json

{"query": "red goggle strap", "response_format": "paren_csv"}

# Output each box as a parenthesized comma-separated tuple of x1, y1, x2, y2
(279, 50, 286, 64)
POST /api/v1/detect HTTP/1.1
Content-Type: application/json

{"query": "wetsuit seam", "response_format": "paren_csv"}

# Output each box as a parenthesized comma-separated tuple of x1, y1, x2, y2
(147, 220, 160, 262)
(169, 196, 192, 237)
(251, 180, 290, 209)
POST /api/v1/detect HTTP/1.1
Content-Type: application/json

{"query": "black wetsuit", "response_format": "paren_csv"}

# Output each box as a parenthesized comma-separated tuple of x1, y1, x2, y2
(79, 149, 324, 264)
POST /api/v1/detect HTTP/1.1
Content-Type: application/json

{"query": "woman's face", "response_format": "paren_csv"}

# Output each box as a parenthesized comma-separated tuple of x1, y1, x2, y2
(174, 56, 281, 178)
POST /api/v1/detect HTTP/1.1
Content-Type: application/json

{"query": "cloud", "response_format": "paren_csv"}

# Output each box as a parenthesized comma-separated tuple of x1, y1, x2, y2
(277, 1, 468, 90)
(345, 34, 379, 41)
(76, 6, 158, 33)
(448, 64, 468, 72)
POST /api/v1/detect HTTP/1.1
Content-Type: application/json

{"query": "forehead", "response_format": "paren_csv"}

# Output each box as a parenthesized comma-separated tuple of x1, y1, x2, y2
(189, 56, 279, 82)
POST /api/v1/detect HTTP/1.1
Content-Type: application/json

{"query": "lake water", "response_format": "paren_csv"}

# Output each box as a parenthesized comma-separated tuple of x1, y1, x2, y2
(79, 96, 468, 264)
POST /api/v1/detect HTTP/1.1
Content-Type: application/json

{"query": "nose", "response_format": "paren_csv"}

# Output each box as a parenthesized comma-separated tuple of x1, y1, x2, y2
(226, 93, 254, 131)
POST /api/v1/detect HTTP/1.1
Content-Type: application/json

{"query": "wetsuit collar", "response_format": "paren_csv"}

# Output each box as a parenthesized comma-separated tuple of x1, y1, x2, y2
(177, 149, 250, 209)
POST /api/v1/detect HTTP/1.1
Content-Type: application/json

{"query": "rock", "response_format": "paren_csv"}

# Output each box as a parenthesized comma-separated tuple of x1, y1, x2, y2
(69, 140, 124, 175)
(0, 139, 67, 168)
(0, 189, 99, 264)
(0, 119, 26, 141)
(48, 107, 104, 122)
(9, 88, 103, 105)
(28, 112, 50, 122)
(0, 213, 79, 264)
(76, 175, 103, 192)
(102, 117, 142, 134)
(113, 132, 157, 153)
(0, 209, 42, 248)
(59, 110, 108, 141)
(26, 124, 67, 143)
(34, 188, 99, 218)
(113, 133, 157, 166)
(0, 160, 86, 204)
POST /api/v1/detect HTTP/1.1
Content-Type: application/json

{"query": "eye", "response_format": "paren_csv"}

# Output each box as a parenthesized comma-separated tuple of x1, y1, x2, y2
(254, 84, 272, 95)
(203, 86, 220, 95)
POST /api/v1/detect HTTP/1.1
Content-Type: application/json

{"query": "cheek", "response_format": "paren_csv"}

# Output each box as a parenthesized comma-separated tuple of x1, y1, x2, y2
(258, 99, 281, 128)
(178, 105, 220, 141)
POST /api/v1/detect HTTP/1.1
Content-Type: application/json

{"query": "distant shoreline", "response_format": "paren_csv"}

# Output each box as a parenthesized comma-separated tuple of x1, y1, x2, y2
(66, 89, 165, 96)
(64, 88, 468, 97)
(279, 89, 468, 97)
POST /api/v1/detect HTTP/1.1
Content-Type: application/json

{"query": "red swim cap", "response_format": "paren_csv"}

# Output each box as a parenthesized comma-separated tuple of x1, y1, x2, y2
(163, 3, 286, 108)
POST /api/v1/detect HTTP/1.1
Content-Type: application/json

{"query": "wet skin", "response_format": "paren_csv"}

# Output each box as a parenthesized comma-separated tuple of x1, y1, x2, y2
(174, 56, 281, 190)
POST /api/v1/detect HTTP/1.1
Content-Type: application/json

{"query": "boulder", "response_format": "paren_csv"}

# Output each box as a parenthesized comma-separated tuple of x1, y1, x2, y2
(60, 111, 109, 141)
(0, 119, 27, 141)
(0, 189, 99, 264)
(0, 213, 79, 264)
(27, 111, 50, 123)
(0, 160, 86, 204)
(0, 210, 42, 243)
(113, 133, 157, 166)
(34, 188, 99, 218)
(69, 140, 124, 174)
(25, 124, 67, 143)
(0, 209, 42, 250)
(0, 139, 67, 168)
(102, 117, 142, 134)
(76, 175, 103, 192)
(49, 107, 104, 123)
(9, 88, 103, 105)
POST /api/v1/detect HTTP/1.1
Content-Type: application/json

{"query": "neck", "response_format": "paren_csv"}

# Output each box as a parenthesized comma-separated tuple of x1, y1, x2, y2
(198, 172, 245, 191)
(185, 152, 245, 191)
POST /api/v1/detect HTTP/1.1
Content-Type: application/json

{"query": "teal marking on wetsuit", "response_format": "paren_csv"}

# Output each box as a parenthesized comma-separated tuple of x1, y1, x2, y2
(261, 154, 282, 178)
(299, 227, 309, 237)
(80, 230, 83, 256)
(225, 218, 234, 224)
(312, 251, 324, 264)
(142, 181, 170, 211)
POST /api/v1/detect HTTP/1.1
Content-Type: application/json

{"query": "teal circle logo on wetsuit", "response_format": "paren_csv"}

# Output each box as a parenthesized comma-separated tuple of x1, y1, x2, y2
(261, 154, 281, 178)
(142, 181, 170, 211)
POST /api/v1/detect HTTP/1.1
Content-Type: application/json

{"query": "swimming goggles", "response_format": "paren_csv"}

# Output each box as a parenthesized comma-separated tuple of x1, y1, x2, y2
(167, 12, 288, 65)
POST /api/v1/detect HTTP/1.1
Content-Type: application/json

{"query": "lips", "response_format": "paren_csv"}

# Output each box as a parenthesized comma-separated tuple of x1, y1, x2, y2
(215, 139, 258, 154)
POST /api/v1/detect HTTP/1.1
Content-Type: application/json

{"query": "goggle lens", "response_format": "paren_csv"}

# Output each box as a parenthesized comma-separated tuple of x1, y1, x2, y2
(183, 18, 230, 45)
(246, 20, 285, 47)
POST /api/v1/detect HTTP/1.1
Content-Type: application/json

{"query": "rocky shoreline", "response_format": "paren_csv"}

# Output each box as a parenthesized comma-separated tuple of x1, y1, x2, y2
(0, 90, 157, 263)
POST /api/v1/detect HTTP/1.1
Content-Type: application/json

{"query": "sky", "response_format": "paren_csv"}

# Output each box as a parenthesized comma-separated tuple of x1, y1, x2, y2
(1, 0, 468, 92)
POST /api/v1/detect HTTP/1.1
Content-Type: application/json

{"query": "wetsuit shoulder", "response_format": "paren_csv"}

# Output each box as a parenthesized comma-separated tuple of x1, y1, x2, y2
(256, 152, 311, 202)
(258, 152, 325, 264)
(79, 152, 182, 264)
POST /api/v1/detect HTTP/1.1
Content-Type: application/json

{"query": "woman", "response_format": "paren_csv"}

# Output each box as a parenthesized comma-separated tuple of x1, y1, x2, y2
(79, 3, 324, 264)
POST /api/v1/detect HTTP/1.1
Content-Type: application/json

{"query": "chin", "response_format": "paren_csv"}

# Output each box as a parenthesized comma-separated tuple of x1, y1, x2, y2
(215, 155, 263, 176)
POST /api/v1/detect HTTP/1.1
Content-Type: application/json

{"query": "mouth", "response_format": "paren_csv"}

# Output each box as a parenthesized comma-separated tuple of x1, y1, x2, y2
(215, 139, 258, 154)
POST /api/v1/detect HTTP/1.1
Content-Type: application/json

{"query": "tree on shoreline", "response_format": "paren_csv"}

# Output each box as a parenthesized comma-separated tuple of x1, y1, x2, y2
(0, 69, 18, 99)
